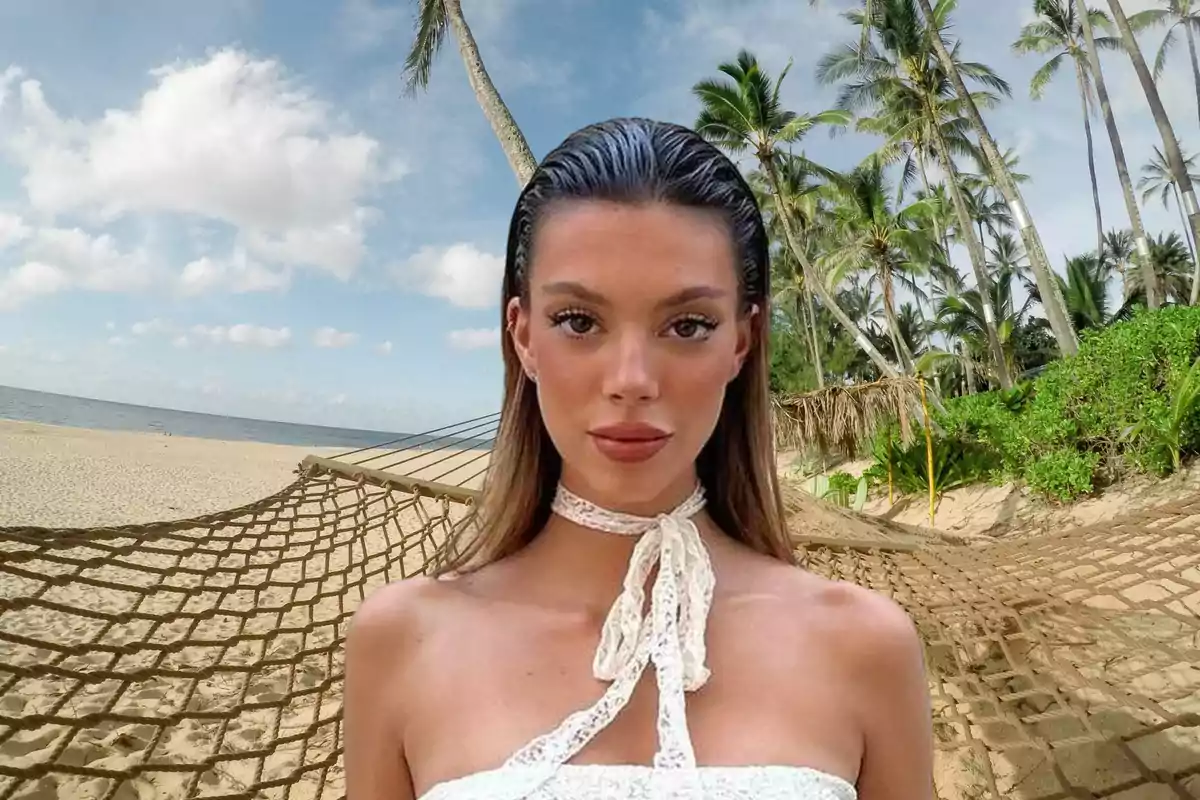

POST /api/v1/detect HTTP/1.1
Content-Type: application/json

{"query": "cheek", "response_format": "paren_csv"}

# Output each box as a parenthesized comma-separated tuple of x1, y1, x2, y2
(672, 348, 736, 423)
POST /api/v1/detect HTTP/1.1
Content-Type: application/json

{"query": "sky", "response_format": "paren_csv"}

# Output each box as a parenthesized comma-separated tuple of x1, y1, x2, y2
(0, 0, 1195, 433)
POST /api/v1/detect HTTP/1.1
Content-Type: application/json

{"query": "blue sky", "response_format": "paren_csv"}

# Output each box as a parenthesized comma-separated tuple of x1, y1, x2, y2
(0, 0, 1193, 433)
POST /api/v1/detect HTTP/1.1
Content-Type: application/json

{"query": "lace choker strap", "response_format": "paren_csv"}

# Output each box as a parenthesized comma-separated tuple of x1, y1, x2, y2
(550, 483, 714, 692)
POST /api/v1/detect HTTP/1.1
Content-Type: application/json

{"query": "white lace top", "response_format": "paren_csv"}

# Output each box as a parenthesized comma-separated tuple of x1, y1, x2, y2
(418, 484, 858, 800)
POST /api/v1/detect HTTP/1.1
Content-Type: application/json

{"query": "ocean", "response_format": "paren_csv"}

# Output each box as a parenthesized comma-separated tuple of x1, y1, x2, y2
(0, 385, 496, 451)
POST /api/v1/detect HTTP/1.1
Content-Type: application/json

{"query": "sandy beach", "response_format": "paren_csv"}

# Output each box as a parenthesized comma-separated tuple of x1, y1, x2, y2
(0, 420, 342, 528)
(0, 420, 492, 529)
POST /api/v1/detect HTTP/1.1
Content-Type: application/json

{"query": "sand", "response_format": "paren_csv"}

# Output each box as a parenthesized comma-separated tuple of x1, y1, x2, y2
(859, 458, 1200, 539)
(0, 420, 346, 528)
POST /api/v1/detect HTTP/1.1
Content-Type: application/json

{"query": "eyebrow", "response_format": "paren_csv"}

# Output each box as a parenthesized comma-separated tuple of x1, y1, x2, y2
(541, 281, 728, 309)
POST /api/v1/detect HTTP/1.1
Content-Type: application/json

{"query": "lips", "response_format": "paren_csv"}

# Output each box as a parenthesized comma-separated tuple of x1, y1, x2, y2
(588, 422, 673, 464)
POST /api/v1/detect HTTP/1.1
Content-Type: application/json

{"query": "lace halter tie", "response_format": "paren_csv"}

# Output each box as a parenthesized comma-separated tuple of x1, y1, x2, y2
(493, 484, 717, 798)
(551, 484, 714, 692)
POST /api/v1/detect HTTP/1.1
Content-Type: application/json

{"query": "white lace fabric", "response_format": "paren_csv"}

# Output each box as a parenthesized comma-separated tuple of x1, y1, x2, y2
(416, 485, 858, 800)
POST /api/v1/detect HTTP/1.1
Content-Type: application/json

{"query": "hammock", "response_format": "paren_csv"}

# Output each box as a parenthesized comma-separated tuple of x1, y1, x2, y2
(0, 414, 1197, 800)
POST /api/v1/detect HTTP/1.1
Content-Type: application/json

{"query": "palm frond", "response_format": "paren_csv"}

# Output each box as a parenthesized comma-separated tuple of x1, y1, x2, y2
(401, 0, 450, 95)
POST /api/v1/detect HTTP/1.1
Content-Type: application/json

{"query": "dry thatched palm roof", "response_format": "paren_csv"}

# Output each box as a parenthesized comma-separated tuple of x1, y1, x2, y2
(773, 377, 921, 457)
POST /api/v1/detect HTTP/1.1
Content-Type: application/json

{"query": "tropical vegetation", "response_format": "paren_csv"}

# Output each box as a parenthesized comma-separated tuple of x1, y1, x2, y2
(398, 0, 1200, 506)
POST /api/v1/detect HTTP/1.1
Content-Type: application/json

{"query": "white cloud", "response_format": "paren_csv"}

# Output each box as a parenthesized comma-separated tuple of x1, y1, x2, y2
(447, 327, 500, 350)
(171, 335, 190, 348)
(190, 323, 292, 348)
(131, 318, 170, 336)
(105, 321, 116, 331)
(313, 326, 358, 348)
(0, 213, 31, 250)
(4, 48, 399, 281)
(178, 249, 290, 295)
(397, 242, 504, 308)
(0, 224, 162, 310)
(330, 392, 349, 405)
(376, 340, 393, 356)
(107, 335, 130, 346)
(0, 261, 70, 310)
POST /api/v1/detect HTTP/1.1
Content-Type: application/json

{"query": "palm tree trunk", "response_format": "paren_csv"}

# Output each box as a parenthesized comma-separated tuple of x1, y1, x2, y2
(961, 341, 977, 394)
(915, 153, 946, 354)
(1176, 182, 1199, 266)
(761, 155, 900, 378)
(444, 0, 538, 185)
(1076, 0, 1159, 308)
(1074, 61, 1106, 262)
(880, 270, 914, 373)
(1105, 0, 1200, 305)
(913, 0, 1079, 355)
(928, 117, 1014, 389)
(1187, 23, 1200, 130)
(803, 283, 826, 388)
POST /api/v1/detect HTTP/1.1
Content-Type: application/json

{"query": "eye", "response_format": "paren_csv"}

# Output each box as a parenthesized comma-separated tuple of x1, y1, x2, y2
(668, 314, 718, 341)
(549, 309, 599, 337)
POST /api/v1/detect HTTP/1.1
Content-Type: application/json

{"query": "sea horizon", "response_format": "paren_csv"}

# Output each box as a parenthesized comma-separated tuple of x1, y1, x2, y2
(0, 385, 495, 451)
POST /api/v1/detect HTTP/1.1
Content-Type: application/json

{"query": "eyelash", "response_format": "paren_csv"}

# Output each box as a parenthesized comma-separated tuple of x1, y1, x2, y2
(548, 308, 719, 341)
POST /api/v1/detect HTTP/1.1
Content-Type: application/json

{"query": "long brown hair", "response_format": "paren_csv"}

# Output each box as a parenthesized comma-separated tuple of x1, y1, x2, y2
(434, 118, 793, 574)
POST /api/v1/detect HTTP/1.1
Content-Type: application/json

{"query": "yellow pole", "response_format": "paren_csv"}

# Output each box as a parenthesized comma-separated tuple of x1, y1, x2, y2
(919, 375, 935, 526)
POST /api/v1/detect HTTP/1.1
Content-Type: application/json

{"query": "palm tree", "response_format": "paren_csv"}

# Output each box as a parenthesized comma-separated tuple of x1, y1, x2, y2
(1140, 145, 1200, 264)
(1013, 0, 1117, 260)
(820, 157, 939, 373)
(818, 0, 1014, 388)
(1126, 232, 1196, 302)
(927, 263, 1052, 389)
(1103, 228, 1135, 295)
(1058, 254, 1116, 330)
(1130, 0, 1200, 129)
(912, 0, 1080, 355)
(753, 157, 832, 387)
(693, 51, 900, 378)
(1105, 0, 1200, 303)
(402, 0, 537, 185)
(1073, 0, 1160, 307)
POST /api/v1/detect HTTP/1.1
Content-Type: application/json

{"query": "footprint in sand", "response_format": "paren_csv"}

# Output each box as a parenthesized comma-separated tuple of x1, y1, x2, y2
(57, 743, 107, 768)
(12, 775, 58, 800)
(3, 727, 60, 758)
(0, 695, 26, 714)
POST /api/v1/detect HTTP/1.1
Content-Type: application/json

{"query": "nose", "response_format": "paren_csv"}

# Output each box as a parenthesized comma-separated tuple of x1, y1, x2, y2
(602, 330, 659, 403)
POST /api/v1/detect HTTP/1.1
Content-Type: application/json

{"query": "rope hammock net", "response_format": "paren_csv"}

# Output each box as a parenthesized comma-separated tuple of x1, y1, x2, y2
(0, 412, 1197, 800)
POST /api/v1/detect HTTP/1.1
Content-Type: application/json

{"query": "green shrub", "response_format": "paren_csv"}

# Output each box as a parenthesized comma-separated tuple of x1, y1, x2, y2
(1025, 450, 1100, 503)
(1023, 306, 1200, 475)
(926, 306, 1200, 500)
(870, 433, 997, 497)
(826, 471, 860, 498)
(811, 471, 868, 510)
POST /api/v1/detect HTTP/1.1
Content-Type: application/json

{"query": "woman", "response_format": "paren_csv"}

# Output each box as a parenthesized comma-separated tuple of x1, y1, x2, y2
(344, 118, 933, 800)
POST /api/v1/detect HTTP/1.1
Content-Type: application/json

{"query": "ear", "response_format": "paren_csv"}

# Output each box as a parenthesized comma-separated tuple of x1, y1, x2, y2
(730, 303, 758, 382)
(506, 296, 536, 377)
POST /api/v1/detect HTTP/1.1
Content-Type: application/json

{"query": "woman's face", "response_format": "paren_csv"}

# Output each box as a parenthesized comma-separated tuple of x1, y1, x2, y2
(508, 200, 754, 512)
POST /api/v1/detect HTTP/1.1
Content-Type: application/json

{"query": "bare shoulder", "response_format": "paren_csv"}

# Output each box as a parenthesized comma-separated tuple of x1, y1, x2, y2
(343, 578, 463, 800)
(345, 576, 463, 668)
(742, 557, 923, 680)
(766, 566, 933, 796)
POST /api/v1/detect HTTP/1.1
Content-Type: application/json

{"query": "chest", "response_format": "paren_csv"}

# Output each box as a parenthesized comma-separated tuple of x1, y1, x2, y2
(403, 600, 860, 791)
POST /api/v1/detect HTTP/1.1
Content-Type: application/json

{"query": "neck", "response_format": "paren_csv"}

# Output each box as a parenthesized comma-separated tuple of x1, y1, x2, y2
(557, 469, 701, 518)
(514, 472, 705, 615)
